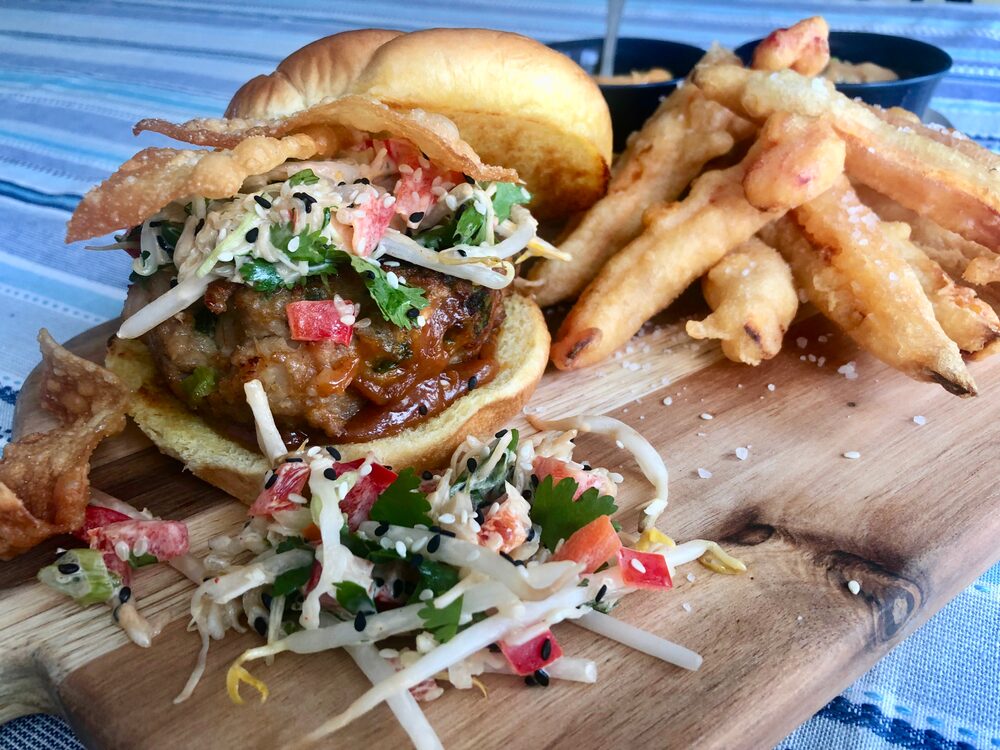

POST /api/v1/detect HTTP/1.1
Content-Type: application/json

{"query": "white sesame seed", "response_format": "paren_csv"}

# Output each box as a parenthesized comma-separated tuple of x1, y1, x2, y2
(847, 580, 861, 595)
(630, 558, 646, 574)
(700, 412, 713, 420)
(395, 540, 407, 557)
(438, 513, 456, 524)
(682, 602, 693, 612)
(912, 415, 927, 426)
(615, 439, 625, 449)
(686, 572, 696, 582)
(419, 589, 434, 601)
(287, 236, 300, 253)
(767, 383, 776, 392)
(697, 468, 713, 479)
(662, 397, 673, 406)
(843, 451, 861, 460)
(735, 446, 749, 461)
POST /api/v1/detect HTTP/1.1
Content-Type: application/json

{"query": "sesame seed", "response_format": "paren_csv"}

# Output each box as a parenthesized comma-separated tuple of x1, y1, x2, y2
(148, 220, 163, 228)
(534, 669, 550, 687)
(700, 412, 713, 420)
(323, 467, 338, 480)
(526, 527, 535, 542)
(395, 540, 407, 557)
(409, 211, 424, 223)
(662, 397, 673, 406)
(156, 235, 169, 251)
(735, 446, 749, 461)
(796, 337, 808, 349)
(457, 249, 468, 257)
(326, 446, 341, 460)
(419, 589, 434, 601)
(630, 558, 647, 574)
(540, 638, 552, 661)
(285, 456, 303, 463)
(374, 522, 389, 536)
(499, 551, 516, 565)
(57, 563, 79, 575)
(118, 586, 132, 604)
(354, 178, 370, 185)
(354, 611, 367, 631)
(524, 675, 537, 687)
(697, 467, 713, 479)
(254, 195, 272, 209)
(427, 535, 442, 554)
(464, 174, 476, 185)
(421, 470, 433, 481)
(467, 457, 478, 472)
(264, 471, 277, 490)
(843, 451, 861, 460)
(595, 584, 607, 602)
(847, 580, 861, 595)
(195, 218, 205, 234)
(912, 415, 927, 426)
(495, 429, 508, 438)
(767, 383, 776, 392)
(418, 404, 428, 416)
(406, 307, 419, 319)
(468, 375, 478, 390)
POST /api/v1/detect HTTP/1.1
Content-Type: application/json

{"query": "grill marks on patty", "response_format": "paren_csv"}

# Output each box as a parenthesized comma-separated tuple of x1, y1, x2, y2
(137, 265, 506, 442)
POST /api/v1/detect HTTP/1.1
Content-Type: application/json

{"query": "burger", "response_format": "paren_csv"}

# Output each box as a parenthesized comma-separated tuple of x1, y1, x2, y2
(66, 28, 612, 502)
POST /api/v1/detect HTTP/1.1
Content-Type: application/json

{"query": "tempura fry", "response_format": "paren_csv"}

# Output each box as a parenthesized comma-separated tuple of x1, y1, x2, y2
(762, 179, 976, 395)
(751, 16, 830, 76)
(551, 112, 845, 370)
(882, 221, 1000, 359)
(693, 65, 1000, 250)
(685, 237, 798, 365)
(856, 184, 1000, 285)
(873, 107, 1000, 174)
(528, 78, 752, 306)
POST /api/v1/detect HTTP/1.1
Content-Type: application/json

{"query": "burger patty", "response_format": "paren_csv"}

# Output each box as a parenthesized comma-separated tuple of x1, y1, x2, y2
(132, 264, 506, 445)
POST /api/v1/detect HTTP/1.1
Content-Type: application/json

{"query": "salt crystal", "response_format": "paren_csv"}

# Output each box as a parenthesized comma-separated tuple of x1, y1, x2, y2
(817, 356, 826, 367)
(662, 396, 673, 406)
(818, 335, 829, 343)
(913, 415, 927, 426)
(735, 446, 749, 461)
(615, 440, 625, 449)
(697, 468, 713, 479)
(682, 602, 693, 613)
(767, 383, 776, 392)
(700, 412, 713, 420)
(837, 361, 858, 380)
(843, 451, 861, 460)
(686, 573, 696, 583)
(796, 337, 808, 349)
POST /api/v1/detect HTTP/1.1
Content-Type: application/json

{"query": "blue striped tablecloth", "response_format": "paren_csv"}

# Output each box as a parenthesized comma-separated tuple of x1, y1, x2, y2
(0, 2, 997, 749)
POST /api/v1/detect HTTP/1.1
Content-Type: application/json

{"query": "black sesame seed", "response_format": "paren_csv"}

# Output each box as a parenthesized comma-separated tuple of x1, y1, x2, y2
(595, 584, 608, 603)
(499, 551, 515, 564)
(337, 181, 346, 187)
(534, 669, 550, 687)
(374, 577, 385, 588)
(463, 174, 475, 185)
(57, 563, 80, 575)
(540, 638, 552, 661)
(195, 218, 205, 234)
(262, 593, 272, 609)
(847, 401, 857, 408)
(439, 529, 456, 538)
(148, 220, 163, 228)
(354, 611, 367, 632)
(495, 429, 507, 439)
(488, 643, 501, 653)
(418, 404, 428, 416)
(140, 250, 150, 260)
(285, 456, 303, 463)
(323, 467, 338, 480)
(514, 559, 527, 567)
(363, 270, 376, 280)
(264, 471, 278, 490)
(468, 376, 478, 390)
(354, 177, 371, 185)
(170, 278, 178, 288)
(427, 535, 441, 554)
(582, 463, 592, 471)
(526, 527, 535, 542)
(392, 579, 404, 598)
(524, 675, 537, 687)
(410, 554, 424, 569)
(375, 522, 389, 536)
(466, 457, 478, 473)
(457, 249, 468, 257)
(326, 446, 342, 460)
(254, 195, 272, 209)
(119, 586, 132, 604)
(156, 235, 169, 251)
(253, 616, 268, 636)
(409, 211, 425, 223)
(474, 510, 485, 525)
(422, 471, 433, 481)
(245, 227, 260, 243)
(406, 307, 420, 319)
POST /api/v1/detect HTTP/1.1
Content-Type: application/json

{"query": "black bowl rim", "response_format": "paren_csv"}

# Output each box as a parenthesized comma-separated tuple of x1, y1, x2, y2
(548, 37, 706, 88)
(733, 30, 953, 89)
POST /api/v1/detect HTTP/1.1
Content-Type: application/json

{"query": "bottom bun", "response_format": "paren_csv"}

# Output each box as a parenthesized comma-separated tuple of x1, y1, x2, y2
(106, 294, 550, 504)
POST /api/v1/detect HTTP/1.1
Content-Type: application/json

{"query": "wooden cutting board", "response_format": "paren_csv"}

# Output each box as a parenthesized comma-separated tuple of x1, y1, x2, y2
(3, 311, 999, 750)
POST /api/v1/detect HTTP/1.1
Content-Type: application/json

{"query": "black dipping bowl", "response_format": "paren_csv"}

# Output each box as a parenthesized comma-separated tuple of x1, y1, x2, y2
(548, 38, 706, 151)
(735, 31, 952, 117)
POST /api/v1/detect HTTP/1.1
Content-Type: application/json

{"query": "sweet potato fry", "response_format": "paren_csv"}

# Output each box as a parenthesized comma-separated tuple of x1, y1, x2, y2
(882, 222, 1000, 359)
(751, 16, 830, 76)
(693, 65, 1000, 250)
(856, 184, 1000, 286)
(551, 112, 844, 370)
(685, 237, 798, 365)
(761, 179, 976, 395)
(528, 80, 752, 306)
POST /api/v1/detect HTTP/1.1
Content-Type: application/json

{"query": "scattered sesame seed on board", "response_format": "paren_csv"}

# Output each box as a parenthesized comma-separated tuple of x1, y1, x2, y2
(847, 580, 861, 595)
(697, 468, 713, 479)
(682, 602, 693, 613)
(843, 451, 861, 460)
(735, 446, 749, 461)
(913, 415, 927, 426)
(767, 383, 776, 392)
(700, 412, 713, 420)
(662, 396, 673, 406)
(686, 573, 696, 583)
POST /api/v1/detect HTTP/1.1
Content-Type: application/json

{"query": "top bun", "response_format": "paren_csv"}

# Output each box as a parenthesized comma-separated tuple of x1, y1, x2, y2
(226, 28, 612, 219)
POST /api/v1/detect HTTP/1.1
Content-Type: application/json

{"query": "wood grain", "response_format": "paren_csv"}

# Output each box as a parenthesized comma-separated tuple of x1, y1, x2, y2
(2, 313, 999, 750)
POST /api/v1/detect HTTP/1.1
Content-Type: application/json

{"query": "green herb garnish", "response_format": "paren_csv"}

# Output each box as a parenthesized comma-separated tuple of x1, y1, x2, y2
(369, 468, 434, 528)
(529, 476, 618, 551)
(272, 564, 312, 597)
(288, 169, 320, 187)
(348, 256, 429, 329)
(128, 553, 159, 569)
(180, 366, 217, 402)
(418, 594, 464, 642)
(335, 581, 375, 614)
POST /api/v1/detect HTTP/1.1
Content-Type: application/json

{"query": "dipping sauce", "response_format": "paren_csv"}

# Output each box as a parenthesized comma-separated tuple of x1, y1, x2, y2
(822, 58, 898, 84)
(595, 67, 673, 85)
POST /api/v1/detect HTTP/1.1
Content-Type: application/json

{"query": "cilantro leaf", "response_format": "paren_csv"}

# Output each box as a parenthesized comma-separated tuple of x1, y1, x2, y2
(369, 468, 433, 527)
(272, 564, 313, 597)
(409, 559, 459, 602)
(348, 256, 428, 329)
(415, 219, 457, 250)
(418, 594, 463, 642)
(159, 221, 185, 253)
(269, 222, 297, 253)
(241, 258, 283, 293)
(529, 476, 618, 551)
(128, 553, 158, 569)
(453, 204, 488, 246)
(451, 429, 519, 506)
(275, 536, 311, 554)
(335, 581, 375, 614)
(288, 169, 320, 187)
(491, 182, 530, 224)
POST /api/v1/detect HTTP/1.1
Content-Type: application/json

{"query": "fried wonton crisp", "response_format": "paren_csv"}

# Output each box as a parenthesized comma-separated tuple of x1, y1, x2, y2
(0, 330, 127, 560)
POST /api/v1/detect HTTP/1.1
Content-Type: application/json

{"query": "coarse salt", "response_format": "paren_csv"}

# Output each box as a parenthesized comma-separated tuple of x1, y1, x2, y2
(662, 397, 673, 406)
(912, 415, 927, 426)
(700, 412, 713, 420)
(767, 383, 776, 392)
(697, 468, 713, 479)
(796, 337, 808, 349)
(735, 446, 749, 461)
(682, 602, 693, 613)
(843, 451, 861, 460)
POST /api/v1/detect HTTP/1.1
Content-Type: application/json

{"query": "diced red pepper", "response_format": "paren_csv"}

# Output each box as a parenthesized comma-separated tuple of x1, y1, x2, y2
(286, 300, 354, 345)
(305, 560, 323, 594)
(499, 628, 563, 676)
(335, 459, 398, 531)
(248, 462, 311, 517)
(532, 456, 616, 500)
(384, 138, 422, 169)
(617, 547, 673, 590)
(74, 504, 132, 540)
(552, 515, 622, 574)
(86, 519, 190, 563)
(477, 497, 530, 553)
(350, 195, 395, 256)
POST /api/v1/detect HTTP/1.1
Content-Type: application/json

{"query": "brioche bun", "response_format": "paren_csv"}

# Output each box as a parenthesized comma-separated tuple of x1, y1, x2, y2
(105, 295, 550, 504)
(225, 28, 612, 220)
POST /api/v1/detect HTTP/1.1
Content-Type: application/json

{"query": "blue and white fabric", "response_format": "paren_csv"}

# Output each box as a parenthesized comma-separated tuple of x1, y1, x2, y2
(0, 2, 997, 749)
